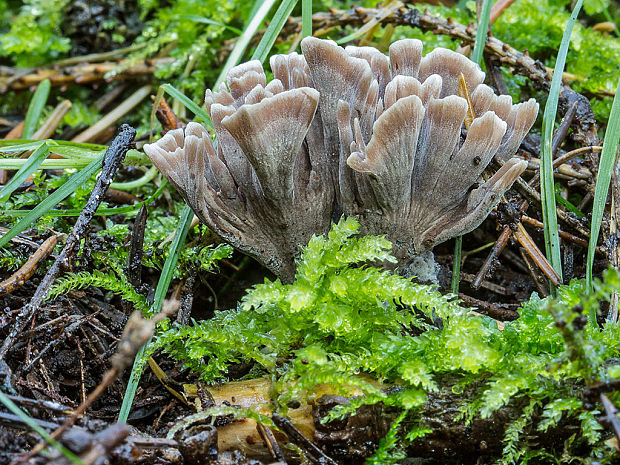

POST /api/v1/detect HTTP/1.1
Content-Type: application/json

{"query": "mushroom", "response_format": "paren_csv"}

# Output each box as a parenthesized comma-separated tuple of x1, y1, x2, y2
(146, 64, 332, 281)
(333, 38, 538, 268)
(144, 38, 539, 282)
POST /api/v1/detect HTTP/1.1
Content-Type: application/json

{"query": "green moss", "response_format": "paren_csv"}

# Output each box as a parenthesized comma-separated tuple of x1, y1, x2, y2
(153, 218, 619, 463)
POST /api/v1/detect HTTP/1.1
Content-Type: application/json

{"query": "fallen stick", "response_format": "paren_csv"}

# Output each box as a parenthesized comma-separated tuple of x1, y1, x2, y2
(0, 235, 57, 297)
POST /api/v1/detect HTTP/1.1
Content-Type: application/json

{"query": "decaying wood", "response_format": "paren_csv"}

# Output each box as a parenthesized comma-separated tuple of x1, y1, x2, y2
(471, 225, 512, 289)
(458, 293, 519, 320)
(170, 376, 597, 463)
(31, 100, 72, 140)
(155, 96, 186, 134)
(513, 222, 562, 287)
(273, 414, 339, 465)
(127, 203, 148, 288)
(600, 393, 620, 445)
(0, 58, 172, 93)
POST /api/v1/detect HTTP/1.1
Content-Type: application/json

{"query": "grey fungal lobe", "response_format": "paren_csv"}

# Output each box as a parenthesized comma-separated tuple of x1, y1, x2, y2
(144, 38, 538, 282)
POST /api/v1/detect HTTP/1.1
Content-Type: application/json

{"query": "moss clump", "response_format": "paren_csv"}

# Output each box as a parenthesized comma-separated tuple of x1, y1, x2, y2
(152, 217, 619, 463)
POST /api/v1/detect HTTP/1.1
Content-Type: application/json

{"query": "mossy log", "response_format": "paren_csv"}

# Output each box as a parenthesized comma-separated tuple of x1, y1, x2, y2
(199, 377, 580, 464)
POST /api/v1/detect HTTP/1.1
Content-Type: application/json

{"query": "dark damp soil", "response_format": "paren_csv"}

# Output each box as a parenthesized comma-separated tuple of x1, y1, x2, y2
(0, 2, 615, 463)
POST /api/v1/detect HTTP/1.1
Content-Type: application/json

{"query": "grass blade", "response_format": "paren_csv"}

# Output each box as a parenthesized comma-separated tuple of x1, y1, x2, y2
(586, 77, 620, 296)
(0, 158, 97, 170)
(451, 236, 463, 294)
(110, 165, 158, 191)
(117, 204, 194, 423)
(161, 83, 211, 125)
(2, 180, 168, 217)
(0, 141, 50, 152)
(152, 206, 195, 312)
(0, 390, 85, 465)
(251, 0, 299, 64)
(0, 139, 106, 152)
(302, 0, 312, 38)
(48, 142, 106, 159)
(0, 153, 105, 249)
(22, 79, 51, 139)
(540, 0, 584, 286)
(471, 0, 493, 66)
(214, 0, 278, 88)
(0, 142, 49, 202)
(0, 140, 105, 172)
(177, 15, 243, 34)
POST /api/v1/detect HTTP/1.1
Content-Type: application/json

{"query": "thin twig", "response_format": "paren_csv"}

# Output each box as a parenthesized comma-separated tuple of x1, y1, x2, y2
(554, 146, 603, 169)
(607, 148, 620, 322)
(21, 313, 99, 373)
(471, 226, 512, 289)
(0, 235, 58, 297)
(513, 223, 562, 287)
(521, 215, 601, 252)
(460, 272, 507, 294)
(2, 394, 72, 414)
(272, 414, 338, 465)
(519, 247, 549, 297)
(31, 100, 72, 140)
(72, 87, 150, 143)
(0, 58, 171, 93)
(527, 156, 592, 188)
(600, 394, 620, 444)
(0, 412, 61, 431)
(552, 101, 579, 155)
(257, 421, 287, 462)
(128, 203, 148, 287)
(459, 293, 520, 321)
(507, 165, 592, 237)
(0, 228, 48, 249)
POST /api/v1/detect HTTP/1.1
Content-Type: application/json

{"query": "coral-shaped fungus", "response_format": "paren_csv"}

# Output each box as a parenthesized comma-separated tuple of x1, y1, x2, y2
(144, 38, 539, 282)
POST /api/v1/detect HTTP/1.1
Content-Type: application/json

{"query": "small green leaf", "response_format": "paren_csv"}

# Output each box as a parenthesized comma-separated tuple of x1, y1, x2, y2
(302, 0, 312, 38)
(177, 15, 243, 34)
(471, 0, 493, 65)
